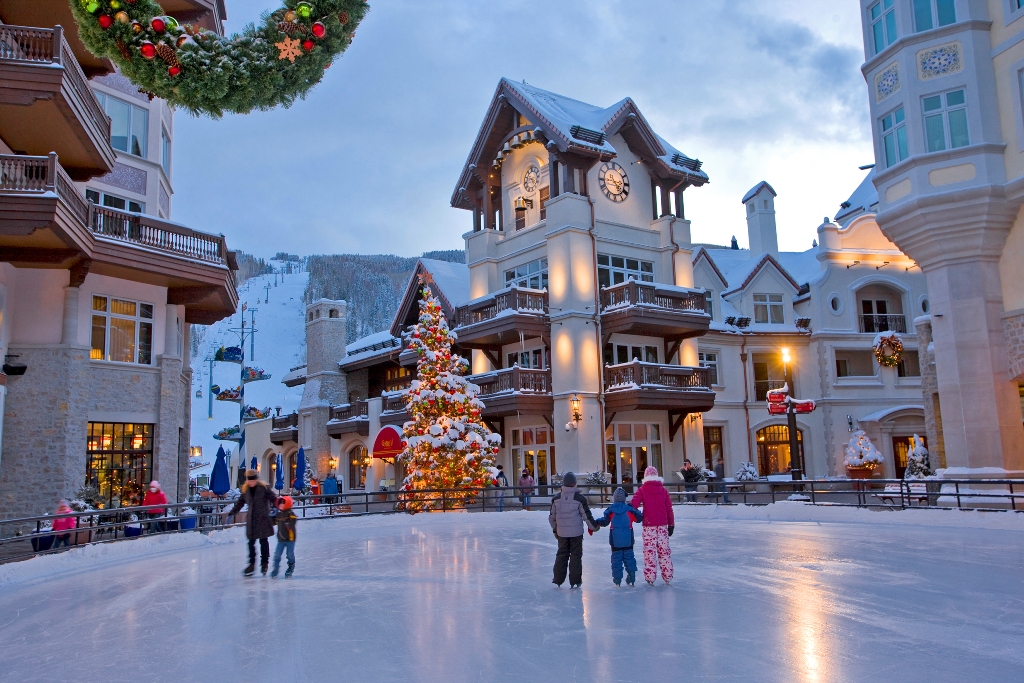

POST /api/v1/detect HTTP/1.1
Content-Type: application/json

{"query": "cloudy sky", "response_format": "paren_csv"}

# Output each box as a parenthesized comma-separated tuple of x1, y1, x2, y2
(172, 0, 873, 258)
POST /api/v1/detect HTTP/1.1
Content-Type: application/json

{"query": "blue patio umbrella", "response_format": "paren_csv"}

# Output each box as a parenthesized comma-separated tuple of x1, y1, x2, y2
(274, 453, 284, 491)
(250, 456, 258, 472)
(209, 446, 230, 496)
(293, 447, 306, 491)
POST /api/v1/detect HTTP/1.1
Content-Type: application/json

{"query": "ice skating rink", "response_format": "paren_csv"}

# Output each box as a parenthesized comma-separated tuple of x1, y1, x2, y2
(1, 507, 1022, 683)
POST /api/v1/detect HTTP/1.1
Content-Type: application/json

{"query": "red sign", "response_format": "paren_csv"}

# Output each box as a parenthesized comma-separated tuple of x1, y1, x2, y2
(767, 402, 788, 415)
(372, 425, 404, 459)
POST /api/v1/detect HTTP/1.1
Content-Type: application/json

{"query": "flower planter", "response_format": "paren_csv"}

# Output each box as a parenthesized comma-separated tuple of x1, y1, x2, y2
(846, 466, 875, 480)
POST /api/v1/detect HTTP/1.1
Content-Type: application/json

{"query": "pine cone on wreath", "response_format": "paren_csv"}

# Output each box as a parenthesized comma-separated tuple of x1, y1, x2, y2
(277, 21, 301, 34)
(155, 43, 179, 68)
(116, 39, 132, 61)
(339, 11, 349, 25)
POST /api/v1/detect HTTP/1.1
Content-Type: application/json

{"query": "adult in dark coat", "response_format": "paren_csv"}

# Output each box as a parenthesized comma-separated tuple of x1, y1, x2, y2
(225, 470, 278, 576)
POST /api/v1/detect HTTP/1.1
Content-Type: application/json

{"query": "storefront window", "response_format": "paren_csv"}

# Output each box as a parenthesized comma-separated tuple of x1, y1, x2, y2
(510, 427, 554, 491)
(606, 423, 663, 488)
(756, 425, 803, 475)
(704, 426, 723, 470)
(86, 422, 153, 508)
(349, 445, 367, 490)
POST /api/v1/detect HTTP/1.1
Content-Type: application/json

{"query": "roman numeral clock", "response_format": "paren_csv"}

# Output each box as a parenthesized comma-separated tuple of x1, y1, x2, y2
(599, 161, 629, 202)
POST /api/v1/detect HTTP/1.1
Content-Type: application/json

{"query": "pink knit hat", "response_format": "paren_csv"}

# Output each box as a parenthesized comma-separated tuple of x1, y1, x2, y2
(149, 480, 161, 490)
(643, 466, 659, 479)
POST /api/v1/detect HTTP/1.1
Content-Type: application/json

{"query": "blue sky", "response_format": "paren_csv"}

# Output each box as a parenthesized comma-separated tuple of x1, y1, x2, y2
(172, 0, 872, 257)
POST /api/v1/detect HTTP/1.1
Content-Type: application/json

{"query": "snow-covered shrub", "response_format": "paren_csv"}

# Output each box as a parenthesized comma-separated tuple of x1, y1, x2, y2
(585, 471, 610, 486)
(844, 430, 884, 468)
(904, 434, 933, 479)
(68, 499, 96, 513)
(734, 462, 759, 481)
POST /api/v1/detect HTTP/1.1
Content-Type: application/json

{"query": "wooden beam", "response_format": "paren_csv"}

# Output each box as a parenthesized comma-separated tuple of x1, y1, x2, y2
(481, 348, 501, 370)
(0, 248, 80, 265)
(605, 411, 616, 428)
(668, 411, 686, 442)
(69, 258, 91, 288)
(542, 414, 553, 431)
(665, 339, 682, 365)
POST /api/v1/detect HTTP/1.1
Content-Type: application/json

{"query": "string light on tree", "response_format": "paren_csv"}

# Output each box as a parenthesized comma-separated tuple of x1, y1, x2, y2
(398, 289, 501, 513)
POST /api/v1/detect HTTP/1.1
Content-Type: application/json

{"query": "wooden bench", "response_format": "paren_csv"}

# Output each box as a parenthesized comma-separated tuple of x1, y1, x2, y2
(876, 482, 928, 506)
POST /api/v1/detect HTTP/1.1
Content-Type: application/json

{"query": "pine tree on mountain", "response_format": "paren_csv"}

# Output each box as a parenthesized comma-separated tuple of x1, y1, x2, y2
(399, 290, 500, 512)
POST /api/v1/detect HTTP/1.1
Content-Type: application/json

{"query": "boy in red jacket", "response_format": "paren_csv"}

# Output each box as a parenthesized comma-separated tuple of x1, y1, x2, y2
(630, 466, 675, 585)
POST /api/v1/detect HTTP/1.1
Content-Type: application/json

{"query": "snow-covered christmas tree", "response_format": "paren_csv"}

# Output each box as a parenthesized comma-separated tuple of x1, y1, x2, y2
(844, 430, 885, 469)
(904, 434, 933, 479)
(399, 290, 501, 512)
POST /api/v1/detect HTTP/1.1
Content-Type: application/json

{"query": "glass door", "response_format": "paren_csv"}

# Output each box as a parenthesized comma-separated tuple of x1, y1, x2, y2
(605, 422, 664, 491)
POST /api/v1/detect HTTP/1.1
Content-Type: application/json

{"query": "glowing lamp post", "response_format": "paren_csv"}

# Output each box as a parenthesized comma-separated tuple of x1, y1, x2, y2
(766, 347, 815, 480)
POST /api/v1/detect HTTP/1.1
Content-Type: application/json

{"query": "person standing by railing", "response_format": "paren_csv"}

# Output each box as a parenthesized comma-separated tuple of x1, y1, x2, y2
(680, 460, 700, 502)
(495, 465, 508, 511)
(143, 481, 168, 534)
(519, 469, 536, 511)
(51, 500, 76, 549)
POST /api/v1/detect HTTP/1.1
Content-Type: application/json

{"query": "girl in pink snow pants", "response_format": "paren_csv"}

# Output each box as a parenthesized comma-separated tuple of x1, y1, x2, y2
(630, 466, 675, 584)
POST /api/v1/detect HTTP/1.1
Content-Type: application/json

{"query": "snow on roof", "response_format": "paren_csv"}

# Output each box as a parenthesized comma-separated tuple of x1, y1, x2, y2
(421, 258, 471, 308)
(701, 248, 821, 296)
(741, 181, 777, 204)
(834, 169, 878, 225)
(346, 330, 398, 355)
(857, 405, 925, 423)
(281, 366, 307, 386)
(504, 79, 621, 155)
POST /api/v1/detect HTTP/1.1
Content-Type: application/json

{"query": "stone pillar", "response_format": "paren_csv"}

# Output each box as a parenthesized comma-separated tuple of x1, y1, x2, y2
(61, 287, 80, 345)
(299, 299, 348, 476)
(915, 317, 946, 468)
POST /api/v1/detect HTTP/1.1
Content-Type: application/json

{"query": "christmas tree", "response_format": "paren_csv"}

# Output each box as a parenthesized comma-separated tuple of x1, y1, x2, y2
(844, 430, 885, 469)
(399, 290, 501, 512)
(904, 434, 933, 479)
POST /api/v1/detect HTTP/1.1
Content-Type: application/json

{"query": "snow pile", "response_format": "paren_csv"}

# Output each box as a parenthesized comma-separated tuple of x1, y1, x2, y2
(844, 430, 884, 468)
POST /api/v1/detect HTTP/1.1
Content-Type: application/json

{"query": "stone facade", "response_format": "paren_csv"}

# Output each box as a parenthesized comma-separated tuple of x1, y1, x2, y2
(915, 317, 946, 469)
(1001, 309, 1024, 382)
(299, 299, 348, 475)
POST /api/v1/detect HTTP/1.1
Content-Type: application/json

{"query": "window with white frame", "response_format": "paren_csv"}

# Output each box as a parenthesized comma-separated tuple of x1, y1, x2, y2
(604, 343, 659, 365)
(91, 295, 154, 364)
(504, 258, 548, 290)
(597, 254, 654, 288)
(923, 89, 969, 153)
(507, 348, 547, 369)
(703, 291, 714, 319)
(161, 126, 172, 177)
(93, 92, 148, 158)
(85, 189, 144, 214)
(753, 294, 784, 324)
(913, 0, 956, 32)
(699, 351, 719, 386)
(869, 0, 897, 55)
(881, 106, 908, 167)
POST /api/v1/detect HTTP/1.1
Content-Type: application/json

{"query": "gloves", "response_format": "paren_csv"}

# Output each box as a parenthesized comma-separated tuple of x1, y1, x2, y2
(668, 526, 674, 537)
(588, 528, 593, 536)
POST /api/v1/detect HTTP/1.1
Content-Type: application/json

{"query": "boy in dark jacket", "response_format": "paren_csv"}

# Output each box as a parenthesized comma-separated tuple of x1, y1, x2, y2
(548, 472, 598, 588)
(270, 495, 298, 578)
(595, 487, 643, 586)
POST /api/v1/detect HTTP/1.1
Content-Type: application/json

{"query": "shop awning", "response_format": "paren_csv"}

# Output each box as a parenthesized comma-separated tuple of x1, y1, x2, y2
(373, 425, 404, 459)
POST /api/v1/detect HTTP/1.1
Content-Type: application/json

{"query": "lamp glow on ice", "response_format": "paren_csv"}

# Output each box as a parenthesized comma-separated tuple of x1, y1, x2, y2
(399, 290, 500, 512)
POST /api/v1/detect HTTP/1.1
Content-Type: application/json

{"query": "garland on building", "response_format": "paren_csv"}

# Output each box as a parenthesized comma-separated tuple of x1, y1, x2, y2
(398, 290, 501, 513)
(68, 0, 369, 117)
(873, 330, 904, 368)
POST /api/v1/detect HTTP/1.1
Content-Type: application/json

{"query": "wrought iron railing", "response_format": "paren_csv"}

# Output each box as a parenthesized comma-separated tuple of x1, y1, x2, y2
(859, 314, 907, 334)
(604, 361, 710, 391)
(600, 280, 706, 313)
(453, 287, 548, 328)
(754, 379, 787, 402)
(470, 366, 551, 396)
(271, 412, 298, 431)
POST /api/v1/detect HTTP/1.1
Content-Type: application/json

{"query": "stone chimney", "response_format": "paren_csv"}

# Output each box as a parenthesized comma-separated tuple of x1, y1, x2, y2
(742, 181, 779, 256)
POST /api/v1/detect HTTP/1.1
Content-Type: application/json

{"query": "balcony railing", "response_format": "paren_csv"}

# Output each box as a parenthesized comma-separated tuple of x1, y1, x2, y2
(859, 314, 907, 334)
(330, 400, 369, 422)
(0, 25, 110, 142)
(382, 393, 409, 413)
(600, 280, 706, 313)
(754, 380, 787, 402)
(454, 287, 548, 328)
(271, 412, 298, 431)
(470, 366, 551, 397)
(604, 361, 710, 391)
(0, 153, 89, 223)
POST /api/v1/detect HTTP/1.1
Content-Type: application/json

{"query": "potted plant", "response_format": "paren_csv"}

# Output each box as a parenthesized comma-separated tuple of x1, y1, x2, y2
(844, 430, 884, 479)
(584, 471, 609, 503)
(734, 462, 758, 493)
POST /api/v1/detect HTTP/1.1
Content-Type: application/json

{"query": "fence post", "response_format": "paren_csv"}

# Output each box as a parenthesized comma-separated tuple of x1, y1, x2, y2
(45, 152, 58, 191)
(1012, 482, 1017, 512)
(955, 482, 962, 509)
(52, 25, 63, 64)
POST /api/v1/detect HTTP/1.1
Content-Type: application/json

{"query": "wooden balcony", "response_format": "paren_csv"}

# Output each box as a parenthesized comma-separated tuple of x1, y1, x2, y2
(603, 361, 715, 413)
(269, 412, 298, 446)
(327, 401, 369, 438)
(0, 5, 114, 77)
(380, 393, 411, 427)
(0, 24, 115, 179)
(159, 0, 228, 35)
(452, 287, 549, 352)
(599, 281, 710, 341)
(0, 153, 237, 324)
(468, 366, 553, 418)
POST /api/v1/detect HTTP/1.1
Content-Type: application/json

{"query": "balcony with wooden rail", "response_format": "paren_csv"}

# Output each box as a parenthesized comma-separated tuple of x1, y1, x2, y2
(380, 392, 411, 427)
(269, 412, 299, 446)
(858, 314, 907, 334)
(451, 287, 549, 362)
(599, 281, 710, 347)
(0, 152, 237, 324)
(0, 24, 115, 179)
(467, 365, 553, 419)
(603, 361, 715, 415)
(327, 400, 370, 438)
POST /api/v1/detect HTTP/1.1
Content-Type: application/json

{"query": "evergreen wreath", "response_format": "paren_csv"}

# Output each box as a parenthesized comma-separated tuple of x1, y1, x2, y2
(873, 330, 904, 368)
(68, 0, 369, 117)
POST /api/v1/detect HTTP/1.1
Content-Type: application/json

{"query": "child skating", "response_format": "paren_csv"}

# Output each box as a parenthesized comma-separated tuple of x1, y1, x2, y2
(630, 466, 675, 585)
(594, 487, 643, 586)
(270, 495, 298, 578)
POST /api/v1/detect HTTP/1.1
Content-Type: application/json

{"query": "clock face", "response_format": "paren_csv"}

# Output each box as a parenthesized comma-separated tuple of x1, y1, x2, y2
(523, 165, 540, 194)
(599, 162, 629, 202)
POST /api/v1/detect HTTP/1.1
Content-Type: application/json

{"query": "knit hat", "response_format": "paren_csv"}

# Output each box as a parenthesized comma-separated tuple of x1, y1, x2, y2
(245, 469, 258, 479)
(56, 499, 71, 511)
(562, 472, 576, 487)
(613, 487, 626, 503)
(148, 480, 161, 490)
(643, 466, 660, 480)
(277, 495, 293, 511)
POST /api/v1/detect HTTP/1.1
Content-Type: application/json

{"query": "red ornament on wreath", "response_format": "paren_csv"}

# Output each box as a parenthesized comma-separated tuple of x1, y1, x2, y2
(140, 41, 157, 59)
(151, 17, 166, 33)
(311, 22, 326, 38)
(98, 15, 113, 29)
(168, 65, 182, 77)
(302, 39, 315, 51)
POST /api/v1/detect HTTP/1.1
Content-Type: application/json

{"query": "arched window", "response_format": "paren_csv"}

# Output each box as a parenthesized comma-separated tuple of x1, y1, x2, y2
(349, 445, 368, 490)
(307, 311, 314, 322)
(756, 425, 803, 475)
(329, 308, 339, 318)
(288, 453, 297, 488)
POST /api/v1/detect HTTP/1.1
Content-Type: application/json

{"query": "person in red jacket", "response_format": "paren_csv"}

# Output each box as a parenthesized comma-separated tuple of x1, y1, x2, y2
(629, 466, 675, 585)
(51, 500, 76, 549)
(143, 480, 168, 534)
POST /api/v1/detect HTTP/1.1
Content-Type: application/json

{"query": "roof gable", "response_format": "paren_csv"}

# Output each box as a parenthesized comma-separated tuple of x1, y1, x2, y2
(389, 259, 471, 337)
(692, 247, 728, 288)
(722, 253, 800, 297)
(741, 181, 777, 204)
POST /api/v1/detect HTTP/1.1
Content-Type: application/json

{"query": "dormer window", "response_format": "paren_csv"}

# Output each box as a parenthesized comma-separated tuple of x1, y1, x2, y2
(753, 294, 784, 324)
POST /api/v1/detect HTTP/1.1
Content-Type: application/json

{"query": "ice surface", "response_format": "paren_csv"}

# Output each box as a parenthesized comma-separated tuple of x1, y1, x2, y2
(1, 506, 1022, 682)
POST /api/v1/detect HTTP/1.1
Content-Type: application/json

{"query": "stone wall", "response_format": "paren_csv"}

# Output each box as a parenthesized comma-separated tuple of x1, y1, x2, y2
(915, 317, 946, 468)
(1001, 308, 1024, 382)
(0, 346, 90, 518)
(346, 368, 369, 403)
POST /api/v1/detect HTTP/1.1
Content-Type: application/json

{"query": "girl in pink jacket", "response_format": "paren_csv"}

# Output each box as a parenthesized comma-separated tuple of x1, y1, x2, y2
(51, 500, 76, 549)
(629, 466, 675, 585)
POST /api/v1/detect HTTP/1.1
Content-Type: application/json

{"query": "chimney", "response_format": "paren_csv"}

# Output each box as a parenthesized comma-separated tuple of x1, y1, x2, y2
(742, 181, 779, 256)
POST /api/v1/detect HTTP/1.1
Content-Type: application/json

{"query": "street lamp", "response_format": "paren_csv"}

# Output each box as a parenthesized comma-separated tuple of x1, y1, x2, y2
(781, 347, 802, 480)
